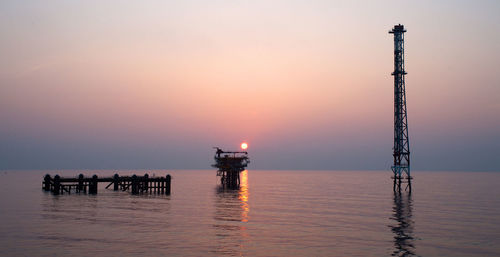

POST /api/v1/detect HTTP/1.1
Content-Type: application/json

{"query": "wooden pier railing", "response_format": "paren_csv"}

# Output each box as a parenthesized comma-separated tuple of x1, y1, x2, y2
(42, 173, 171, 195)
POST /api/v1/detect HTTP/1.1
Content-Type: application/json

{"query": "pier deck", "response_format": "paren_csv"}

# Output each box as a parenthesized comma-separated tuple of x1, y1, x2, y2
(42, 173, 171, 195)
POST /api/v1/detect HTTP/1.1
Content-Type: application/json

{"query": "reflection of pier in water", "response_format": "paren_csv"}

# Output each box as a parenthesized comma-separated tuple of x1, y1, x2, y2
(213, 170, 249, 256)
(389, 192, 416, 256)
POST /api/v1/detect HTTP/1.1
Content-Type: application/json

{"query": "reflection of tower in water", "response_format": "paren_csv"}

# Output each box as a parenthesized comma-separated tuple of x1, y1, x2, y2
(213, 170, 249, 255)
(389, 192, 416, 256)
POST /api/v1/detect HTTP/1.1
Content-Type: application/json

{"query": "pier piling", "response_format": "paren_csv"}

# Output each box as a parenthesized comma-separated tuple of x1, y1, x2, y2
(89, 175, 98, 194)
(144, 174, 149, 193)
(131, 175, 138, 194)
(166, 175, 171, 194)
(43, 174, 51, 191)
(113, 174, 119, 191)
(77, 174, 84, 192)
(53, 175, 61, 195)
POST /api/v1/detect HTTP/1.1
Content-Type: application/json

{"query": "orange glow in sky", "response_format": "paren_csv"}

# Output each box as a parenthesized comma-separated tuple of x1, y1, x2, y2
(0, 1, 499, 171)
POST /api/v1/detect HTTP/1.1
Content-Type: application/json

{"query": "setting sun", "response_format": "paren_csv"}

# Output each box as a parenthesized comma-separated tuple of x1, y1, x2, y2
(241, 142, 248, 150)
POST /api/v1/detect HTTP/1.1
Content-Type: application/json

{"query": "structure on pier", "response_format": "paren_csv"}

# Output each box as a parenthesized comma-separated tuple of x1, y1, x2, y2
(389, 24, 412, 192)
(212, 147, 249, 189)
(42, 173, 171, 195)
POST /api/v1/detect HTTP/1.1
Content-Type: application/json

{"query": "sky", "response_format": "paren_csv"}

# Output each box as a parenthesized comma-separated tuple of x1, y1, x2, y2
(1, 0, 499, 171)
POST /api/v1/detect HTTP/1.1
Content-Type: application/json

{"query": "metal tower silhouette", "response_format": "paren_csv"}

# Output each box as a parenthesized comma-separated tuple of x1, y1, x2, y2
(389, 24, 411, 192)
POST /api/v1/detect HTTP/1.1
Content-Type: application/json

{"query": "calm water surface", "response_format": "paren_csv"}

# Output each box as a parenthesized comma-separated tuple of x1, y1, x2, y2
(0, 170, 499, 256)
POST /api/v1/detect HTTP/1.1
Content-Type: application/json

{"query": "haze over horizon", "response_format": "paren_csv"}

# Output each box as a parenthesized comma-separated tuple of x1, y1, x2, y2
(1, 1, 499, 171)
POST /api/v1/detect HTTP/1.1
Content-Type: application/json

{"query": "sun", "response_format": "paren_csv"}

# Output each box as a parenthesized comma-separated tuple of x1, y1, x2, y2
(240, 142, 248, 150)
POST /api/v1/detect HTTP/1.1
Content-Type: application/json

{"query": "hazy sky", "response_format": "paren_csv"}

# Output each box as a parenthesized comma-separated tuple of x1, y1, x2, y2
(1, 0, 499, 171)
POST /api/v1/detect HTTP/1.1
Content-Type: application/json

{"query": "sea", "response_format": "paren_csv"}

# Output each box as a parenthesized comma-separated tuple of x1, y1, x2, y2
(0, 169, 499, 257)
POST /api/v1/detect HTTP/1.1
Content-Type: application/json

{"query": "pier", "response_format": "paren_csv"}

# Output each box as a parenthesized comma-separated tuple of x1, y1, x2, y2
(42, 173, 171, 195)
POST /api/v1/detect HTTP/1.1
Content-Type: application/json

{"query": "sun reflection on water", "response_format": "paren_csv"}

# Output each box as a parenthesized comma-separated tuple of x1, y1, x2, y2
(213, 169, 250, 256)
(239, 170, 249, 222)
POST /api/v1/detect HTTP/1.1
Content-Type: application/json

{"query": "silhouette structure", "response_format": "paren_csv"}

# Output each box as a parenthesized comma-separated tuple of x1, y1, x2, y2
(42, 173, 171, 195)
(390, 24, 412, 192)
(212, 147, 249, 189)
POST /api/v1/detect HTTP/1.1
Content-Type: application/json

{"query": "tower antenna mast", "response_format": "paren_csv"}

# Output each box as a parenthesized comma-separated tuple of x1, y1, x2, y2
(389, 24, 411, 192)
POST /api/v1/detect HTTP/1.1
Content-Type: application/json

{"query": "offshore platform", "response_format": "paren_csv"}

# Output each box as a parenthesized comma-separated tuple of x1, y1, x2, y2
(212, 147, 249, 189)
(389, 24, 412, 192)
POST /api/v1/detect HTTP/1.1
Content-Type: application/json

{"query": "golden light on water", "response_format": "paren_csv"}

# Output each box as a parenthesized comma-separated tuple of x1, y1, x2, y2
(240, 142, 248, 150)
(239, 169, 249, 222)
